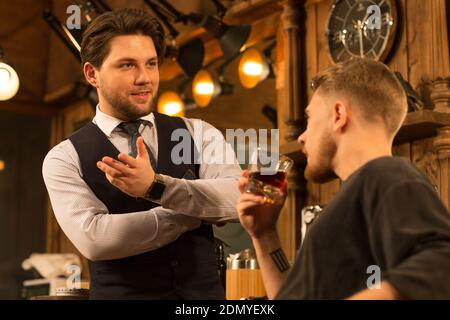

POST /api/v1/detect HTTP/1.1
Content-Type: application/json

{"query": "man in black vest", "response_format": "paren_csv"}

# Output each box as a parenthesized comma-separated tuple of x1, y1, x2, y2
(42, 8, 241, 299)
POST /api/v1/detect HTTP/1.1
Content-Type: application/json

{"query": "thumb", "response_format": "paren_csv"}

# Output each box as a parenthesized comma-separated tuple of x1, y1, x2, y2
(136, 137, 149, 159)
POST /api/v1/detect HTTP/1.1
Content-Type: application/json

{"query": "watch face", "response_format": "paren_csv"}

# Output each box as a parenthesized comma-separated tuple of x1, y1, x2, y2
(326, 0, 397, 63)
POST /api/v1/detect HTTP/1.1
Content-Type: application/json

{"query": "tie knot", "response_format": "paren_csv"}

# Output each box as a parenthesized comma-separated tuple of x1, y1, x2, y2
(118, 120, 143, 136)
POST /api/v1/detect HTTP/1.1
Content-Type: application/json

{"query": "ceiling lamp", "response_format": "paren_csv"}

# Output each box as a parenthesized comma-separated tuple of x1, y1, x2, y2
(192, 69, 233, 107)
(0, 47, 20, 101)
(157, 91, 185, 117)
(238, 48, 271, 89)
(144, 0, 204, 77)
(238, 41, 275, 89)
(148, 0, 251, 61)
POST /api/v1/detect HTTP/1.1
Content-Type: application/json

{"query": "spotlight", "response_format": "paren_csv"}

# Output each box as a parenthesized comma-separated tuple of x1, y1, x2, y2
(147, 0, 251, 61)
(157, 91, 185, 116)
(196, 15, 251, 60)
(0, 47, 20, 101)
(192, 69, 233, 107)
(238, 42, 275, 89)
(144, 0, 205, 77)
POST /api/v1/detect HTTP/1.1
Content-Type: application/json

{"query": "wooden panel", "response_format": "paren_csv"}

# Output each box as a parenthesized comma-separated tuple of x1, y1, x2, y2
(0, 111, 50, 298)
(226, 269, 266, 299)
(405, 0, 450, 86)
(386, 0, 409, 79)
(45, 100, 94, 279)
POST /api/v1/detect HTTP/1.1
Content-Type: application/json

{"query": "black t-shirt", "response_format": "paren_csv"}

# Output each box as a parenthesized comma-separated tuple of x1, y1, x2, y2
(276, 156, 450, 299)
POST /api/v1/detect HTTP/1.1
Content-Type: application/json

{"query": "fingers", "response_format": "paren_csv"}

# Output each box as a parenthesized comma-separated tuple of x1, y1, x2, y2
(238, 170, 250, 193)
(238, 176, 248, 193)
(237, 193, 265, 214)
(105, 173, 128, 191)
(136, 137, 149, 160)
(118, 152, 138, 167)
(97, 161, 124, 179)
(101, 157, 130, 175)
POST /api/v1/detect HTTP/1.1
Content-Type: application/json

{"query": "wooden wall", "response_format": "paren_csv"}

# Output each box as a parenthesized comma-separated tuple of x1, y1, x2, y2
(275, 0, 450, 259)
(0, 111, 50, 299)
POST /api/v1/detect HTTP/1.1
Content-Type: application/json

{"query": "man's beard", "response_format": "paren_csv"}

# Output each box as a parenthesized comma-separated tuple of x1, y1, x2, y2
(101, 86, 155, 121)
(304, 129, 338, 183)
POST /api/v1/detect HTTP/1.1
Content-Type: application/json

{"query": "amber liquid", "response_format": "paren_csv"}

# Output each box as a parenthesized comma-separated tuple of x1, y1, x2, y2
(248, 171, 287, 189)
(245, 171, 288, 203)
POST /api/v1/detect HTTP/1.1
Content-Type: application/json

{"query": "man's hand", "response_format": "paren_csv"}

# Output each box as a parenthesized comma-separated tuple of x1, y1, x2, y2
(236, 170, 286, 239)
(97, 137, 155, 198)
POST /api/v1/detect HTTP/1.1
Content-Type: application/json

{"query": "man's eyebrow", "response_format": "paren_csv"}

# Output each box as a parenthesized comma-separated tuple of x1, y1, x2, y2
(115, 57, 158, 63)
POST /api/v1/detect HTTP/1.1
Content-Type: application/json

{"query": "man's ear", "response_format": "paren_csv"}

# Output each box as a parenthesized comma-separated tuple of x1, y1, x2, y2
(332, 100, 349, 133)
(83, 62, 99, 88)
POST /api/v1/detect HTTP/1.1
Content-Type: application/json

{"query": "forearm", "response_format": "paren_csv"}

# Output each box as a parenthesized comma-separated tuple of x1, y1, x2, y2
(53, 203, 199, 261)
(159, 175, 240, 222)
(251, 230, 290, 299)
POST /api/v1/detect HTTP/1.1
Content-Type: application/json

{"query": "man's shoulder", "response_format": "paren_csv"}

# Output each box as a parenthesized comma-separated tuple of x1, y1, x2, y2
(180, 117, 223, 135)
(358, 156, 431, 189)
(43, 139, 79, 173)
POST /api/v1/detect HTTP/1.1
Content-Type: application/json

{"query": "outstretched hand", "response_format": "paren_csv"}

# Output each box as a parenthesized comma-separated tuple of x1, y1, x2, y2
(96, 137, 155, 198)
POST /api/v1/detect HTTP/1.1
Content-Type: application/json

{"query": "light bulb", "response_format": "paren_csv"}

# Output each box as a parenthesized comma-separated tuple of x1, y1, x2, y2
(195, 82, 215, 95)
(0, 62, 20, 101)
(192, 69, 219, 107)
(238, 48, 270, 89)
(163, 101, 183, 115)
(242, 61, 263, 76)
(157, 91, 185, 117)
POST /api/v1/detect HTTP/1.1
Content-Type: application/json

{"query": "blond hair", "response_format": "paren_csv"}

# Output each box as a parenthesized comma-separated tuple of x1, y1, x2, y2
(311, 58, 407, 136)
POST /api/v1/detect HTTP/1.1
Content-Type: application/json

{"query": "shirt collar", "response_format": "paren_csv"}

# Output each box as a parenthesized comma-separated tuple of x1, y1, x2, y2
(93, 104, 155, 137)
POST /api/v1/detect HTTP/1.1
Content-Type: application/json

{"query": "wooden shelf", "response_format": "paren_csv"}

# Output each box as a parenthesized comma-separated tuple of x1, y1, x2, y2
(394, 110, 450, 144)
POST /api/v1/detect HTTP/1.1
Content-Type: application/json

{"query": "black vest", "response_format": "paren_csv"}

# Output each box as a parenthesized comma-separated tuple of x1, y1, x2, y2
(69, 112, 224, 299)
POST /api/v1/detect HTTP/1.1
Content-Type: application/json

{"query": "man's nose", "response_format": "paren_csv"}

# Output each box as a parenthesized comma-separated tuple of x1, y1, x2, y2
(135, 66, 151, 85)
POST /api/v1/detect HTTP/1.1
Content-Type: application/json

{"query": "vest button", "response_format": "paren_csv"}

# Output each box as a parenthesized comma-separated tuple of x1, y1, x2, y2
(171, 260, 179, 267)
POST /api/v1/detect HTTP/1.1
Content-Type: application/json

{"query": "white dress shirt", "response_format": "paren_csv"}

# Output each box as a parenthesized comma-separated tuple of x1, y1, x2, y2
(42, 106, 241, 261)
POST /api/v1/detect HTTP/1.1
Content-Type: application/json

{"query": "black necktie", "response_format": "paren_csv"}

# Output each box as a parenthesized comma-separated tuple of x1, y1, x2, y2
(118, 120, 157, 169)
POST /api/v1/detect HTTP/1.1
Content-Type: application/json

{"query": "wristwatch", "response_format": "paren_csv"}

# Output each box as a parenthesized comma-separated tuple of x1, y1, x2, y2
(145, 173, 166, 201)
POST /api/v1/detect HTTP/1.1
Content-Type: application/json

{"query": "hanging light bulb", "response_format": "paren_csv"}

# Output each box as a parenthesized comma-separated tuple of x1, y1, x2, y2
(157, 91, 185, 117)
(192, 69, 233, 107)
(0, 61, 20, 101)
(238, 48, 270, 89)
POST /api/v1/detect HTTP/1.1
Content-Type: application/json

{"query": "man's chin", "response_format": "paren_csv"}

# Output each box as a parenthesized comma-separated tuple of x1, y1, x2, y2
(304, 166, 337, 184)
(127, 100, 153, 116)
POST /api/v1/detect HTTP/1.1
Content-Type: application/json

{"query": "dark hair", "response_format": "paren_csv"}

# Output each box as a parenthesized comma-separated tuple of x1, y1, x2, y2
(80, 8, 165, 69)
(311, 58, 407, 136)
